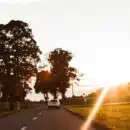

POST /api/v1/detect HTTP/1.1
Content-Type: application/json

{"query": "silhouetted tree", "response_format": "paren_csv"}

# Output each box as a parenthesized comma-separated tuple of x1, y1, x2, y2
(48, 48, 79, 99)
(0, 20, 41, 109)
(34, 70, 51, 101)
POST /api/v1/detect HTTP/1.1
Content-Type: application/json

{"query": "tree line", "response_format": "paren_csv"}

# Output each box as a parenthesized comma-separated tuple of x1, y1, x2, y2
(60, 82, 130, 105)
(84, 82, 130, 104)
(0, 20, 80, 109)
(34, 48, 80, 101)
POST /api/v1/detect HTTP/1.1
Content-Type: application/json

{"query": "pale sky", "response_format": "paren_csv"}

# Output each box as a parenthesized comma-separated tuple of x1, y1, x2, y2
(0, 0, 130, 100)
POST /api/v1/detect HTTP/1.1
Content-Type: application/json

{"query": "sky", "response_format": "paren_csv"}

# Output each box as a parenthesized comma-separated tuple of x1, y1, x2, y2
(0, 0, 130, 100)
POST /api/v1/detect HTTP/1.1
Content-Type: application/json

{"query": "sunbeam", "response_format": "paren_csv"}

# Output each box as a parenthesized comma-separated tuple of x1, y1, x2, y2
(81, 87, 109, 130)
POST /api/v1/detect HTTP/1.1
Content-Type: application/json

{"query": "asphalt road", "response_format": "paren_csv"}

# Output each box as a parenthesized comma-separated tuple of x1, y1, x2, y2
(0, 105, 94, 130)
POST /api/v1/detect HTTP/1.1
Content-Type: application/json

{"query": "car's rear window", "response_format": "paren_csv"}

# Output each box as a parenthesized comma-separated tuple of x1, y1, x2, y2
(50, 100, 58, 103)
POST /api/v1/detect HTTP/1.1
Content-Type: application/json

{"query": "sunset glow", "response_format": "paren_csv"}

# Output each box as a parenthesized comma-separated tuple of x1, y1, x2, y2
(1, 0, 130, 100)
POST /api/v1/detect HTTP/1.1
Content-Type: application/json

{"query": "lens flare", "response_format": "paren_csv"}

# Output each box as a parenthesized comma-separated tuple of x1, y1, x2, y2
(81, 87, 108, 130)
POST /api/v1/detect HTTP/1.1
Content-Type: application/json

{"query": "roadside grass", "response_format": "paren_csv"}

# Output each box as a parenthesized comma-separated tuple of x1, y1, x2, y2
(65, 104, 130, 130)
(0, 103, 36, 117)
(0, 110, 15, 117)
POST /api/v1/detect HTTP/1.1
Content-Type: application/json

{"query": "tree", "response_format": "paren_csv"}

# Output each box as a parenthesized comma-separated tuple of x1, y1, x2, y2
(34, 70, 51, 101)
(48, 48, 79, 99)
(0, 20, 41, 107)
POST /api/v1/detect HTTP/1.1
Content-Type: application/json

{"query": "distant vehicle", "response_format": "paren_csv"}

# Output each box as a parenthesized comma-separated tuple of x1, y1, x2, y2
(48, 99, 60, 109)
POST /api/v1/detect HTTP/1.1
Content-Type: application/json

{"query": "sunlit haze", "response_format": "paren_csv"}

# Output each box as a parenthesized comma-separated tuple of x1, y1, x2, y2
(0, 0, 130, 100)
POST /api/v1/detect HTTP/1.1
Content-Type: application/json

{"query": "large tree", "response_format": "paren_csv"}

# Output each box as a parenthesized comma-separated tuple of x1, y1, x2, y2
(0, 20, 41, 105)
(48, 48, 79, 99)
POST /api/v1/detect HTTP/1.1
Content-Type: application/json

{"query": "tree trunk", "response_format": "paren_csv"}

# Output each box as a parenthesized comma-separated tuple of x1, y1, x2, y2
(1, 92, 8, 101)
(9, 94, 14, 111)
(61, 92, 66, 99)
(43, 93, 48, 103)
(53, 92, 57, 99)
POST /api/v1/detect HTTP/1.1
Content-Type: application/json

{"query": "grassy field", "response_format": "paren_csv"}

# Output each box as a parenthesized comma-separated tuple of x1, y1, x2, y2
(65, 104, 130, 130)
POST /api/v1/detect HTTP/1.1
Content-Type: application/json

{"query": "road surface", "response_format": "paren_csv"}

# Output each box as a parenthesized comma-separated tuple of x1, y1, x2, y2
(0, 105, 94, 130)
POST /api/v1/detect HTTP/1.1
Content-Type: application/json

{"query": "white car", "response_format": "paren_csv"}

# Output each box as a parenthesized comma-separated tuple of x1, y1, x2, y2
(48, 99, 60, 109)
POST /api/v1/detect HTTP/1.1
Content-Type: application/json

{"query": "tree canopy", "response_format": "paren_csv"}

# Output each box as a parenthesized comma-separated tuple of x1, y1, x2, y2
(0, 20, 41, 102)
(35, 48, 79, 100)
(34, 70, 51, 101)
(48, 48, 79, 99)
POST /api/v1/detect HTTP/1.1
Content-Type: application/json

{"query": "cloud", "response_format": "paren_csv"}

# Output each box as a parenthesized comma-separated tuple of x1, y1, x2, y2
(0, 0, 40, 4)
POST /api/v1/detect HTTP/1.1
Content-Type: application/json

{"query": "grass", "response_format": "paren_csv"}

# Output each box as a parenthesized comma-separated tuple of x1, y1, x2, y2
(65, 104, 130, 130)
(0, 110, 15, 117)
